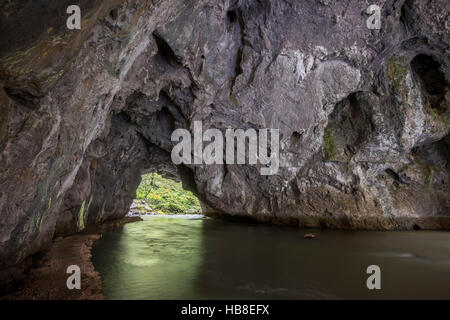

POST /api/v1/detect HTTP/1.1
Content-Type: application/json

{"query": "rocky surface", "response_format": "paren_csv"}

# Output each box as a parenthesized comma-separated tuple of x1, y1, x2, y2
(0, 0, 449, 286)
(1, 216, 141, 299)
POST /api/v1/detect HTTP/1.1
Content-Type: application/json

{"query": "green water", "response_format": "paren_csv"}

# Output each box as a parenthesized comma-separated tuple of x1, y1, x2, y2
(92, 216, 450, 299)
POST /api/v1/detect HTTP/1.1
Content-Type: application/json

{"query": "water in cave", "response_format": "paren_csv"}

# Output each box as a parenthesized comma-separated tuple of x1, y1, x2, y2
(92, 217, 450, 299)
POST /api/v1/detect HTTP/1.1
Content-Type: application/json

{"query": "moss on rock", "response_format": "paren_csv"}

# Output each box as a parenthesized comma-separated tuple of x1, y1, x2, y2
(323, 126, 339, 160)
(386, 55, 409, 96)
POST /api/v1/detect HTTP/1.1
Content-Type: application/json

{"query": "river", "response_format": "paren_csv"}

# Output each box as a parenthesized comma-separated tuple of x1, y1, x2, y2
(92, 215, 450, 299)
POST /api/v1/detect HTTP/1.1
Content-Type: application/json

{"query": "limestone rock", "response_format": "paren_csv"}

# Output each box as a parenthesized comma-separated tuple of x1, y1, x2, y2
(0, 0, 449, 285)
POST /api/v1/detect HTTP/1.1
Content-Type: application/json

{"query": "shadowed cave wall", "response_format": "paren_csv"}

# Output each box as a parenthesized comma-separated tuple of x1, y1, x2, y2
(0, 0, 449, 285)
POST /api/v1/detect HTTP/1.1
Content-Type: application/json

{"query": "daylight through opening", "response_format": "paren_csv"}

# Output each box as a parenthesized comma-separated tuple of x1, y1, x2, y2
(129, 173, 202, 215)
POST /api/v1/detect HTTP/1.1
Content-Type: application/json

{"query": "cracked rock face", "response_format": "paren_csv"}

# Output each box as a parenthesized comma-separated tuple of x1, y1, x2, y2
(0, 0, 449, 283)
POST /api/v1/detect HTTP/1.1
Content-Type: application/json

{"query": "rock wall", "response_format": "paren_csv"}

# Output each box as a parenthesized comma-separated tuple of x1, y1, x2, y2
(0, 0, 449, 284)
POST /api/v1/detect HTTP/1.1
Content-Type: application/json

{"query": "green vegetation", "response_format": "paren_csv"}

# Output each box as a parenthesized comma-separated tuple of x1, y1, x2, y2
(133, 173, 201, 215)
(424, 100, 450, 127)
(386, 55, 408, 95)
(323, 126, 338, 161)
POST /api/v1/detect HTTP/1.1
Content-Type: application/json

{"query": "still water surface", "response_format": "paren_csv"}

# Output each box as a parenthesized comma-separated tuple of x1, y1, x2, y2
(92, 215, 450, 299)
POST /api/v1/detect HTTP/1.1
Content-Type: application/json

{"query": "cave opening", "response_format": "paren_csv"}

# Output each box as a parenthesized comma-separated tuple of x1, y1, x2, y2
(410, 54, 448, 114)
(227, 10, 237, 23)
(129, 172, 202, 216)
(323, 92, 374, 162)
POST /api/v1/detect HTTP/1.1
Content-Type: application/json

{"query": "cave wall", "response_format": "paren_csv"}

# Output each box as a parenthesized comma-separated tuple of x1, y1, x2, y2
(0, 0, 449, 284)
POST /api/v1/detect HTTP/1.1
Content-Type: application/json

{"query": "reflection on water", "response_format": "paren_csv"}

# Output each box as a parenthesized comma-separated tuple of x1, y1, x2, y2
(92, 216, 450, 299)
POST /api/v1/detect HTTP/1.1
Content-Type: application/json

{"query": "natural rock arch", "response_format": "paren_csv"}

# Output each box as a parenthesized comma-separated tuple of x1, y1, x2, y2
(0, 0, 449, 287)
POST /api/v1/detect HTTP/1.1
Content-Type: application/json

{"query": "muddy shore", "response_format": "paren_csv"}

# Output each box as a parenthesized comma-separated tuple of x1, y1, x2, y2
(1, 216, 142, 300)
